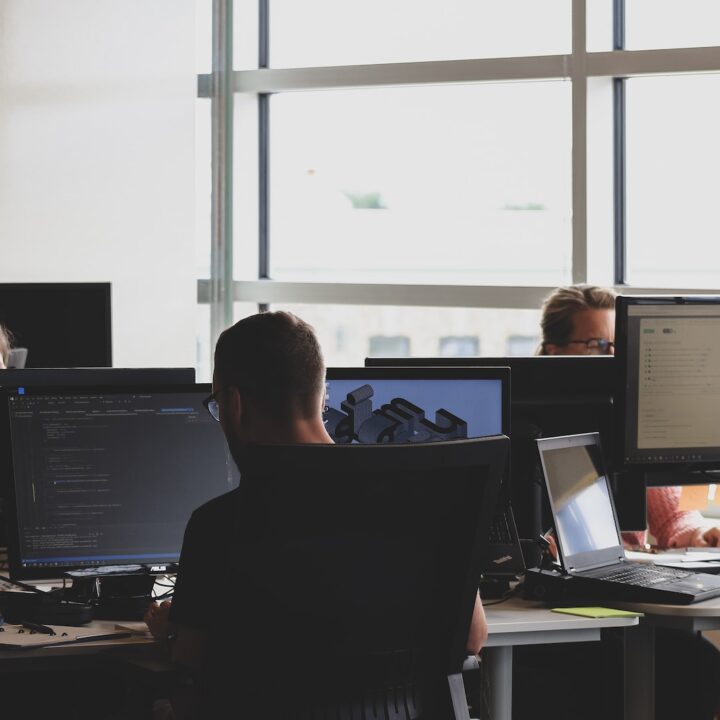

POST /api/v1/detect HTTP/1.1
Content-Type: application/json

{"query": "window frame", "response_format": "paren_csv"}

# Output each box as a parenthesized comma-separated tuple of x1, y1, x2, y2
(198, 0, 720, 348)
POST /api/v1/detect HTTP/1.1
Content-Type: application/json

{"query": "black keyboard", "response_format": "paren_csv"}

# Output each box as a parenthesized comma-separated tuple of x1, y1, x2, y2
(594, 564, 692, 588)
(488, 512, 513, 544)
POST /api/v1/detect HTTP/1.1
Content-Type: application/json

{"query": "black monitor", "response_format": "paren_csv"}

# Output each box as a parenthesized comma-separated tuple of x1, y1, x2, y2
(3, 383, 239, 581)
(0, 368, 197, 537)
(362, 356, 640, 536)
(0, 367, 195, 390)
(0, 283, 112, 367)
(324, 367, 509, 444)
(616, 295, 720, 475)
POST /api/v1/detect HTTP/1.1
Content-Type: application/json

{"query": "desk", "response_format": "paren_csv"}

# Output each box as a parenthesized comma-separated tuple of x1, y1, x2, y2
(0, 619, 155, 668)
(0, 620, 167, 718)
(608, 596, 720, 720)
(483, 598, 639, 720)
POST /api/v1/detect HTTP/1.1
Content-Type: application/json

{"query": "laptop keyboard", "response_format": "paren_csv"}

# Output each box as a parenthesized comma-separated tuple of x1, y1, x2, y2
(593, 564, 693, 588)
(488, 511, 513, 544)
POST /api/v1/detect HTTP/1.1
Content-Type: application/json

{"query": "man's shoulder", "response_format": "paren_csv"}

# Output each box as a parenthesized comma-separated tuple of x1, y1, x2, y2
(190, 486, 242, 525)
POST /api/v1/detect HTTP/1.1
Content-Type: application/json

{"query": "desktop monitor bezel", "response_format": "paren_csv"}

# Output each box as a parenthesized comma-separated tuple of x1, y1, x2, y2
(325, 366, 511, 440)
(0, 282, 112, 367)
(2, 382, 233, 581)
(615, 294, 720, 472)
(361, 356, 623, 536)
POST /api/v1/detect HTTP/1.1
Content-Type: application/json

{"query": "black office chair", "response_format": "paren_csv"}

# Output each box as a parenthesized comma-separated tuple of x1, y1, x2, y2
(200, 436, 508, 719)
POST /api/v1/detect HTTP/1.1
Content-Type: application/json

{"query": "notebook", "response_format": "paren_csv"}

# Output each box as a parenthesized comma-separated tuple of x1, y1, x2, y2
(537, 433, 720, 605)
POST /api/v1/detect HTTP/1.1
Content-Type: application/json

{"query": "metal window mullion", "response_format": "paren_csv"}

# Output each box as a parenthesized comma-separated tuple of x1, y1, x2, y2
(210, 0, 234, 344)
(571, 0, 588, 284)
(613, 0, 627, 285)
(235, 54, 570, 93)
(258, 0, 270, 288)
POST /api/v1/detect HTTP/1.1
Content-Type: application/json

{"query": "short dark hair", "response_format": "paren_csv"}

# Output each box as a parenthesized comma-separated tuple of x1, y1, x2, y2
(214, 311, 325, 419)
(539, 284, 616, 354)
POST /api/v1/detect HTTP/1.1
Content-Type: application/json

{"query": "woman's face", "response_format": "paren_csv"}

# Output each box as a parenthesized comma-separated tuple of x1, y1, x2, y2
(545, 309, 616, 355)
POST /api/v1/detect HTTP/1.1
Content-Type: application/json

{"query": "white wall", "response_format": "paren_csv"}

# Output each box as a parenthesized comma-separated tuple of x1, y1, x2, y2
(0, 1, 197, 368)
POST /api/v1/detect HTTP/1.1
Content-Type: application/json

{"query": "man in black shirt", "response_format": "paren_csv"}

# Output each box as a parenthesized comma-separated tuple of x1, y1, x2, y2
(145, 311, 489, 700)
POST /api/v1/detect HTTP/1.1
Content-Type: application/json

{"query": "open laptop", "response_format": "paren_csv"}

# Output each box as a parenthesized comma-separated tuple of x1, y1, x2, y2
(537, 433, 720, 604)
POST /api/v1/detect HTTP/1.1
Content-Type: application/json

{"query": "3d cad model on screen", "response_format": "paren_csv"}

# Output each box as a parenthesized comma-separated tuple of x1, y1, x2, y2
(324, 383, 468, 444)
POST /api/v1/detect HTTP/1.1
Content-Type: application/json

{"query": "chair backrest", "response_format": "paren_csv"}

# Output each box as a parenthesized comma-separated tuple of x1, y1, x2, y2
(205, 436, 508, 719)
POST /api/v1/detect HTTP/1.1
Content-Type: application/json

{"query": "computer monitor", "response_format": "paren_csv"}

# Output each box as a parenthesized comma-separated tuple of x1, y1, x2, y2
(324, 367, 509, 445)
(363, 357, 635, 536)
(616, 295, 720, 473)
(0, 367, 197, 532)
(0, 282, 112, 367)
(3, 384, 239, 581)
(0, 367, 195, 389)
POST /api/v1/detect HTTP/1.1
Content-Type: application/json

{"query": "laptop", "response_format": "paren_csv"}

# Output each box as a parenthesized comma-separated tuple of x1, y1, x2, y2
(537, 432, 720, 604)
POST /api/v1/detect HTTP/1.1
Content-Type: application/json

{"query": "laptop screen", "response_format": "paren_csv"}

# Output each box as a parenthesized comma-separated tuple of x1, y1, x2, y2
(538, 433, 624, 572)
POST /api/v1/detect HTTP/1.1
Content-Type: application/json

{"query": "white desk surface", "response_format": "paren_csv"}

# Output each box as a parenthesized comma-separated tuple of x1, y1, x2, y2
(484, 597, 639, 646)
(607, 595, 720, 617)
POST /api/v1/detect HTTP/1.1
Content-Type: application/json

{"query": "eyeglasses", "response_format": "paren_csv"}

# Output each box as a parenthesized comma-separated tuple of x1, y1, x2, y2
(202, 388, 227, 422)
(563, 338, 615, 355)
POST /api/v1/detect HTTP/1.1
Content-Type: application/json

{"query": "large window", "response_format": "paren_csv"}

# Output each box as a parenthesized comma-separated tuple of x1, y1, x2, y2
(197, 1, 720, 379)
(269, 83, 571, 286)
(626, 74, 720, 287)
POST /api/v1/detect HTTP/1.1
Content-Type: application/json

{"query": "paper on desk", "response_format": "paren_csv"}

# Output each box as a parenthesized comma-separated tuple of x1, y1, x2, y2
(625, 550, 720, 564)
(0, 624, 130, 649)
(551, 607, 643, 619)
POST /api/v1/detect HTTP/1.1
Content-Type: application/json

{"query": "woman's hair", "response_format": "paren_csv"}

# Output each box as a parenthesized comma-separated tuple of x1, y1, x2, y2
(0, 324, 12, 367)
(538, 284, 616, 355)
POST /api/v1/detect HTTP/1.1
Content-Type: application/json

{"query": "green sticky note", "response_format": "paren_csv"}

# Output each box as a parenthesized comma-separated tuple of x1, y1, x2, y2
(551, 607, 643, 619)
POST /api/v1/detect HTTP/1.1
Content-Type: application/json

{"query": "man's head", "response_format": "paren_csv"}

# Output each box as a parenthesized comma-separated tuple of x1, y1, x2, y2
(0, 325, 11, 369)
(212, 311, 328, 446)
(539, 284, 616, 356)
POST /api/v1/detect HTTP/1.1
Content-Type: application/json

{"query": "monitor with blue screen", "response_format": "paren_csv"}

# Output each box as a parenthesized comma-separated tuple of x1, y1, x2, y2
(324, 367, 509, 444)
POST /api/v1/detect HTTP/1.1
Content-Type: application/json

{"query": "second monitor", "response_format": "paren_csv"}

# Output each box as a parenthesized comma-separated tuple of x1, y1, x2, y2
(324, 367, 509, 445)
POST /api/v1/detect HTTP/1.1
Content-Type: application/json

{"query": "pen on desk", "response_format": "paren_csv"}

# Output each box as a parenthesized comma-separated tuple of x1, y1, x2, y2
(21, 621, 56, 636)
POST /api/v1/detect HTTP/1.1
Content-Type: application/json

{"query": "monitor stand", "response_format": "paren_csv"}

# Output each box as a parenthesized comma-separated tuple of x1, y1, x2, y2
(62, 568, 158, 620)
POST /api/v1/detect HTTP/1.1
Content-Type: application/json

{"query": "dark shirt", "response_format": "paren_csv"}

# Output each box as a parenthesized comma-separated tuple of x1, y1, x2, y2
(169, 487, 241, 633)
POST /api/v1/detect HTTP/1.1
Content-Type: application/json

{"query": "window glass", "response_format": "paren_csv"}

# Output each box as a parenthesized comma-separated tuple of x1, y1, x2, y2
(269, 0, 570, 68)
(270, 83, 572, 287)
(233, 0, 259, 70)
(439, 336, 480, 357)
(626, 0, 720, 50)
(196, 304, 212, 382)
(196, 0, 212, 73)
(626, 74, 720, 287)
(255, 305, 541, 366)
(587, 0, 615, 52)
(369, 336, 411, 357)
(196, 100, 212, 279)
(0, 0, 197, 369)
(234, 94, 260, 280)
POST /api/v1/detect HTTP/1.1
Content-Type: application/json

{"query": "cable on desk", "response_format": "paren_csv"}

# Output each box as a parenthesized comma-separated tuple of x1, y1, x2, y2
(481, 584, 521, 607)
